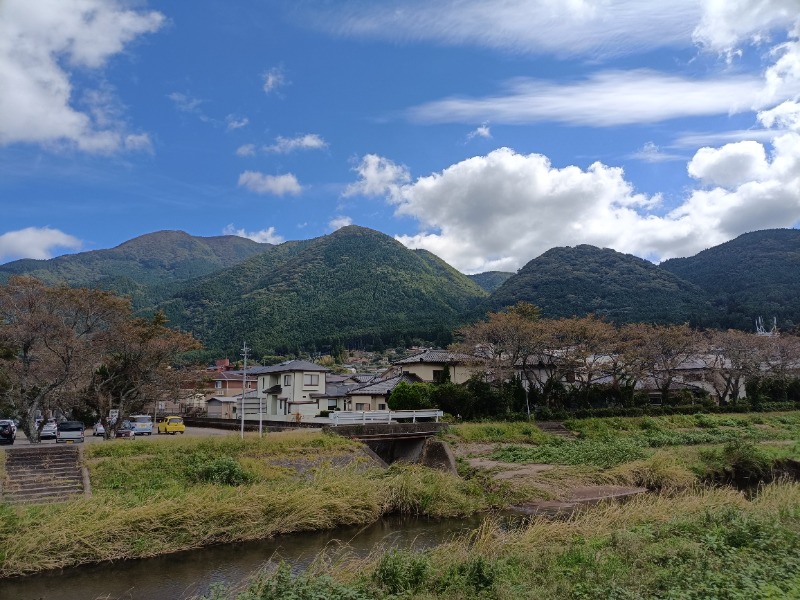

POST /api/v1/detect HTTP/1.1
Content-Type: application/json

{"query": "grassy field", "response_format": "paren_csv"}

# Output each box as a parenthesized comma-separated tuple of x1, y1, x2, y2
(1, 412, 799, 591)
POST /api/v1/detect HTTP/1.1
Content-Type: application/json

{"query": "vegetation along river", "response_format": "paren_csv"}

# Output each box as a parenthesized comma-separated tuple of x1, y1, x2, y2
(0, 515, 494, 600)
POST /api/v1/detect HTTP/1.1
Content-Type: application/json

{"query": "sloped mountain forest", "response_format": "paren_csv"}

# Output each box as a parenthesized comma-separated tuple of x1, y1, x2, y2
(1, 226, 799, 355)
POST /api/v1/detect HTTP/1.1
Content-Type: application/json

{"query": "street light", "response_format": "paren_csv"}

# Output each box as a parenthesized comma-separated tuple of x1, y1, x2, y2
(240, 341, 249, 440)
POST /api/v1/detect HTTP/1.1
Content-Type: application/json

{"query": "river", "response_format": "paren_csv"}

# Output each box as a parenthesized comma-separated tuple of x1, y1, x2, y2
(0, 515, 501, 600)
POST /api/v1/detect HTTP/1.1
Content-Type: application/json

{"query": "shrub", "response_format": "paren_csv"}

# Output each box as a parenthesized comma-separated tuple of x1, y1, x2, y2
(184, 454, 253, 486)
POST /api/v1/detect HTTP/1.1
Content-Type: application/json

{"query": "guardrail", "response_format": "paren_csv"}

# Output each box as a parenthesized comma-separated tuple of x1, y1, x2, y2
(330, 409, 443, 426)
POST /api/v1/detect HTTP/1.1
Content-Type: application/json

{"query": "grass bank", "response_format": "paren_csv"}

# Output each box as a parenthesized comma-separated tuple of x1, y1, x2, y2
(0, 431, 498, 577)
(198, 482, 800, 599)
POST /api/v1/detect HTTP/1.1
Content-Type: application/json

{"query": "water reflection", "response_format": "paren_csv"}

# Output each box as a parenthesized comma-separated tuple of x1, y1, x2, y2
(0, 515, 490, 600)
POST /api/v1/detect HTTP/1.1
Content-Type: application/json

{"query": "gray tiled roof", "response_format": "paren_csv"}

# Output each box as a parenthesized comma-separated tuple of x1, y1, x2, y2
(347, 373, 421, 396)
(231, 359, 330, 376)
(392, 349, 473, 365)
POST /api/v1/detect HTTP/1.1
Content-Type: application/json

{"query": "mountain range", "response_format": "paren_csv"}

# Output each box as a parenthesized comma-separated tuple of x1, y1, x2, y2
(1, 226, 798, 355)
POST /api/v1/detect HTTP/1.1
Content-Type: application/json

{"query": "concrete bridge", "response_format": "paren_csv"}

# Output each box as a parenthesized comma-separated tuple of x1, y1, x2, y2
(323, 422, 456, 473)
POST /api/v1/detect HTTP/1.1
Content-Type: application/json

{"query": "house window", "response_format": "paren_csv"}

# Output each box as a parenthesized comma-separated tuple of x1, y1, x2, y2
(355, 403, 368, 411)
(378, 403, 387, 410)
(328, 400, 338, 410)
(283, 374, 292, 386)
(432, 369, 444, 383)
(214, 381, 222, 389)
(303, 373, 319, 386)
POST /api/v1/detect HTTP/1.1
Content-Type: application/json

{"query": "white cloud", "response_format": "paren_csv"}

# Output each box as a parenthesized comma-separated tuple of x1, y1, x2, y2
(226, 115, 249, 130)
(0, 0, 164, 152)
(329, 216, 353, 230)
(222, 224, 284, 244)
(236, 144, 256, 157)
(264, 133, 327, 153)
(238, 171, 302, 196)
(0, 227, 82, 262)
(692, 0, 798, 55)
(630, 141, 684, 163)
(124, 133, 153, 153)
(343, 154, 410, 200)
(466, 124, 492, 142)
(408, 70, 765, 127)
(688, 141, 770, 187)
(263, 66, 287, 94)
(348, 141, 800, 272)
(167, 92, 210, 123)
(308, 0, 701, 57)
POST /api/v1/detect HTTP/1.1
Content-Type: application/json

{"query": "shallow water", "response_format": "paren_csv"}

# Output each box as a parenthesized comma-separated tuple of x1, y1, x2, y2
(0, 515, 495, 600)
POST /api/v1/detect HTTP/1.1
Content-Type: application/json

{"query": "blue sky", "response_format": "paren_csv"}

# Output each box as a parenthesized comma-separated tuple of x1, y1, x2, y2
(1, 0, 799, 273)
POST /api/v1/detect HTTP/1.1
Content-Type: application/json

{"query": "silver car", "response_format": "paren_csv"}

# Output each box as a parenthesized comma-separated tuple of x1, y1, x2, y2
(56, 421, 85, 443)
(40, 419, 58, 440)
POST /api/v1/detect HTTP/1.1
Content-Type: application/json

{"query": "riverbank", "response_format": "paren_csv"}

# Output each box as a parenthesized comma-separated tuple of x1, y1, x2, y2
(1, 412, 799, 583)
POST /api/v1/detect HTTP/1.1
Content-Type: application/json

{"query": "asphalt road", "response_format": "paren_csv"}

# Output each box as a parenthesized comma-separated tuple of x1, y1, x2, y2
(8, 426, 236, 445)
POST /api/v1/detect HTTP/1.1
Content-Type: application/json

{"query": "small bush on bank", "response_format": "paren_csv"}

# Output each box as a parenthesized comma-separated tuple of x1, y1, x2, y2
(185, 454, 253, 486)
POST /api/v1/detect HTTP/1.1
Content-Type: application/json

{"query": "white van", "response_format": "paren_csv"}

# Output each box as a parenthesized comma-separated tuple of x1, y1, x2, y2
(129, 415, 153, 435)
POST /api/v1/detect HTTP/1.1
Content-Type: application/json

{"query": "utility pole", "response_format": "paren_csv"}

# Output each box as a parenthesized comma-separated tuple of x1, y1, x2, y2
(240, 341, 249, 440)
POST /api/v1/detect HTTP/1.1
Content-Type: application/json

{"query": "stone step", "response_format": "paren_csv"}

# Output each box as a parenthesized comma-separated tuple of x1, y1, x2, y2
(535, 421, 577, 438)
(1, 446, 85, 504)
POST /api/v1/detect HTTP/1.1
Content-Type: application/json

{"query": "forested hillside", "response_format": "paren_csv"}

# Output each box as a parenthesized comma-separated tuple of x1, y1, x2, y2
(661, 229, 800, 330)
(484, 244, 714, 325)
(160, 226, 489, 354)
(0, 231, 267, 309)
(468, 271, 514, 292)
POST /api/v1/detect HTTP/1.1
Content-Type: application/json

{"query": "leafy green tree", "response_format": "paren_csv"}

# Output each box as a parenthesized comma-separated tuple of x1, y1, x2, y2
(387, 381, 434, 410)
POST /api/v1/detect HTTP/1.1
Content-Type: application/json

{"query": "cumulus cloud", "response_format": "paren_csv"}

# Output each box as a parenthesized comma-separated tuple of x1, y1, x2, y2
(263, 66, 287, 94)
(222, 224, 284, 244)
(346, 140, 800, 272)
(238, 171, 302, 196)
(0, 227, 82, 262)
(264, 133, 327, 153)
(329, 216, 353, 230)
(0, 0, 164, 152)
(123, 133, 153, 153)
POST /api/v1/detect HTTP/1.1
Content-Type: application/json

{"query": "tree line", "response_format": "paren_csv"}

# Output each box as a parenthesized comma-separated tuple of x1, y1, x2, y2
(390, 303, 800, 419)
(0, 277, 199, 442)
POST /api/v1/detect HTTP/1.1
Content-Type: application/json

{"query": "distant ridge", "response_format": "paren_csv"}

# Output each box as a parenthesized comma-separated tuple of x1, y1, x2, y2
(483, 244, 713, 325)
(0, 230, 268, 308)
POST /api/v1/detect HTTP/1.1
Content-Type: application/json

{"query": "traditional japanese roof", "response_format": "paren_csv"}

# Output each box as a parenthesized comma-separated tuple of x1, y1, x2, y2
(347, 373, 422, 396)
(233, 359, 330, 376)
(392, 349, 473, 366)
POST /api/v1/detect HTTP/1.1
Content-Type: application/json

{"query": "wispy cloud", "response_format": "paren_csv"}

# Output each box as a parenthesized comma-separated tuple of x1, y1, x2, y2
(238, 171, 302, 196)
(629, 141, 683, 163)
(466, 123, 492, 142)
(264, 133, 327, 153)
(263, 66, 288, 94)
(236, 144, 256, 157)
(408, 71, 764, 127)
(226, 115, 249, 130)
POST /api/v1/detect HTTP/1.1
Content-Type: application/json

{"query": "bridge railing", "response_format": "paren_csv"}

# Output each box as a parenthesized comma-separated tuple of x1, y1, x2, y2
(330, 409, 443, 426)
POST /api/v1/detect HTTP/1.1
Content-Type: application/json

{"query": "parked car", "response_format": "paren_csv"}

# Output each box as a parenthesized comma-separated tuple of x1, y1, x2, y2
(129, 415, 153, 436)
(115, 420, 136, 439)
(93, 421, 106, 437)
(156, 416, 185, 435)
(40, 419, 58, 440)
(0, 419, 16, 445)
(56, 421, 85, 444)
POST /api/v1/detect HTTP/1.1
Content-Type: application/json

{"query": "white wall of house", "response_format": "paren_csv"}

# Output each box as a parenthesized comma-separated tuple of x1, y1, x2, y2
(397, 363, 474, 384)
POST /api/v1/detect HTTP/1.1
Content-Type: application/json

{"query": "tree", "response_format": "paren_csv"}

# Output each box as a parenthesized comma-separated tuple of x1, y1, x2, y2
(703, 329, 768, 404)
(622, 323, 700, 404)
(0, 277, 128, 442)
(456, 302, 542, 417)
(86, 312, 200, 438)
(387, 381, 434, 410)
